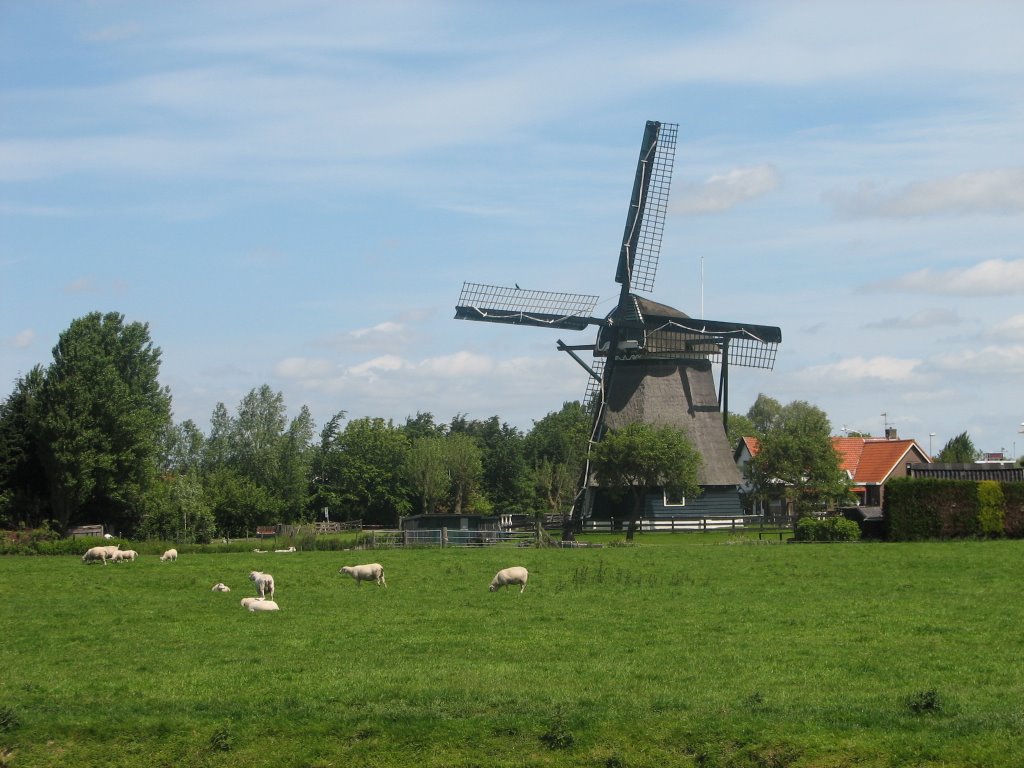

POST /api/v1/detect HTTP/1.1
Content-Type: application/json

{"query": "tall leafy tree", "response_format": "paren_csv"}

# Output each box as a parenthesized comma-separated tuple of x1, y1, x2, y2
(330, 417, 412, 525)
(745, 400, 849, 519)
(589, 422, 702, 541)
(725, 412, 758, 447)
(0, 367, 48, 528)
(449, 414, 529, 515)
(524, 401, 591, 531)
(445, 431, 484, 515)
(32, 312, 172, 533)
(747, 393, 783, 435)
(937, 431, 980, 463)
(405, 436, 449, 515)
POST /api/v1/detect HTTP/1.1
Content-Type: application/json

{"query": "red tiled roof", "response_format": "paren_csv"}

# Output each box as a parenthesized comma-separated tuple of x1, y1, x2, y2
(740, 434, 927, 485)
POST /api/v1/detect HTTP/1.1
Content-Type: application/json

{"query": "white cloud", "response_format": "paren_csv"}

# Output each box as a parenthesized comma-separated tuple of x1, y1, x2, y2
(930, 345, 1024, 375)
(274, 357, 333, 379)
(673, 165, 780, 215)
(6, 329, 35, 349)
(350, 321, 404, 339)
(798, 356, 920, 383)
(863, 308, 961, 330)
(985, 314, 1024, 341)
(869, 259, 1024, 296)
(829, 169, 1024, 218)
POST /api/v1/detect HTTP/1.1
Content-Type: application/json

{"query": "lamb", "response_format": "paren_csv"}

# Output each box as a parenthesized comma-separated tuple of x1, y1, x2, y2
(211, 583, 231, 592)
(338, 563, 386, 588)
(159, 548, 178, 562)
(113, 549, 138, 562)
(247, 599, 279, 612)
(489, 566, 529, 594)
(249, 570, 275, 599)
(240, 597, 262, 609)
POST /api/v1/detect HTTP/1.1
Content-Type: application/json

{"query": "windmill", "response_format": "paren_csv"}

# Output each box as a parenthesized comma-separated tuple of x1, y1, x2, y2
(455, 120, 781, 527)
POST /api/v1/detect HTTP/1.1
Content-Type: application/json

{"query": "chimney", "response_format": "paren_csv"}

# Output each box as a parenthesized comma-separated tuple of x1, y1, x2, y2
(885, 427, 898, 440)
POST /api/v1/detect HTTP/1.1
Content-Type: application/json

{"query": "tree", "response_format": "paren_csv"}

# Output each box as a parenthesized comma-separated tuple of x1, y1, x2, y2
(449, 414, 529, 516)
(524, 402, 591, 533)
(0, 367, 49, 529)
(747, 393, 783, 435)
(589, 423, 702, 541)
(745, 400, 850, 520)
(405, 436, 449, 515)
(937, 431, 980, 463)
(329, 417, 412, 525)
(445, 431, 483, 516)
(31, 312, 172, 533)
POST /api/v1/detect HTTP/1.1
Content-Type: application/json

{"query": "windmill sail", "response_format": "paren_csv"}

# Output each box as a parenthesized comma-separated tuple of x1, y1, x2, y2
(454, 282, 601, 331)
(615, 121, 677, 295)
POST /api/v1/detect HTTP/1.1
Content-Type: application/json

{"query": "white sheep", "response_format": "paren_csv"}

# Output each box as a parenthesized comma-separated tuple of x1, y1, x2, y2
(489, 566, 529, 594)
(339, 563, 386, 588)
(159, 548, 178, 562)
(247, 599, 279, 612)
(274, 546, 296, 553)
(81, 546, 110, 565)
(240, 597, 262, 609)
(249, 570, 275, 599)
(211, 583, 231, 592)
(113, 549, 138, 563)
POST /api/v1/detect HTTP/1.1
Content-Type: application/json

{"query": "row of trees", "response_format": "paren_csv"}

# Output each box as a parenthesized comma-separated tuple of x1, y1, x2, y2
(0, 312, 597, 540)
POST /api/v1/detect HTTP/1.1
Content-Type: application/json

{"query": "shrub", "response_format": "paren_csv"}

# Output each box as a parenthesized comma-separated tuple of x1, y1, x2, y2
(976, 481, 1005, 537)
(794, 516, 860, 542)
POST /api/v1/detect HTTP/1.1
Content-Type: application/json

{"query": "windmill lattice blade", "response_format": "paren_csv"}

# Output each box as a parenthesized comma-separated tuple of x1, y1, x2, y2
(455, 282, 600, 330)
(583, 358, 606, 416)
(619, 121, 678, 295)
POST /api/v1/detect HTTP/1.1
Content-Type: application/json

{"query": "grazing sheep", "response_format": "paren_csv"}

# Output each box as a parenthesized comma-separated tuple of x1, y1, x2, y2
(339, 563, 386, 588)
(82, 546, 110, 565)
(113, 549, 138, 563)
(489, 566, 529, 594)
(211, 583, 231, 592)
(247, 599, 279, 612)
(159, 548, 178, 562)
(249, 571, 275, 599)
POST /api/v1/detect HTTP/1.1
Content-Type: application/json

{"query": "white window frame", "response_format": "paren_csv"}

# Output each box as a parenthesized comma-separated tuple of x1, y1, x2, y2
(663, 489, 686, 507)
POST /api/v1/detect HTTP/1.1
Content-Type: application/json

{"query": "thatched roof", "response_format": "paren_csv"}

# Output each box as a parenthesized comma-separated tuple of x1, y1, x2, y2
(600, 359, 741, 487)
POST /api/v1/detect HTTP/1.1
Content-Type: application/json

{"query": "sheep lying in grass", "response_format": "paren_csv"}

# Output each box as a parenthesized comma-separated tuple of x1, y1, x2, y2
(489, 566, 529, 594)
(339, 563, 386, 588)
(247, 599, 279, 612)
(159, 548, 178, 562)
(274, 546, 296, 553)
(240, 597, 261, 609)
(211, 583, 231, 592)
(249, 571, 275, 599)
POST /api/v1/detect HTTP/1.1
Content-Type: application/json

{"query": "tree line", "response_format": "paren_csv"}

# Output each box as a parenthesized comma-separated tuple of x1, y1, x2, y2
(0, 313, 593, 540)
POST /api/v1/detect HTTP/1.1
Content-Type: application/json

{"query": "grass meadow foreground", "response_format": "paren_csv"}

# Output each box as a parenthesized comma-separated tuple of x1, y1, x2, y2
(2, 535, 1024, 767)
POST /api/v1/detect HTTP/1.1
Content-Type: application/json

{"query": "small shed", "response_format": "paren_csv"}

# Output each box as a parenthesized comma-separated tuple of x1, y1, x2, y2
(67, 524, 105, 539)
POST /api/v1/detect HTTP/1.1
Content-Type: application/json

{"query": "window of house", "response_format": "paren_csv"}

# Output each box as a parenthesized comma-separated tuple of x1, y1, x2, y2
(663, 489, 686, 507)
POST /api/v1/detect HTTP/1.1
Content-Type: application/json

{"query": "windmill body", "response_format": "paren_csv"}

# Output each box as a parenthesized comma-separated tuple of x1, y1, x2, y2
(455, 121, 781, 528)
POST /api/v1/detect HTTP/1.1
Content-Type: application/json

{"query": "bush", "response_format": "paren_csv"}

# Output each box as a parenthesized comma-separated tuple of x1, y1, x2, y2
(976, 481, 1005, 537)
(794, 516, 861, 542)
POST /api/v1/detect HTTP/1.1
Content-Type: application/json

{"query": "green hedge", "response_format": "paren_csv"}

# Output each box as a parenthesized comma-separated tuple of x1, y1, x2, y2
(885, 477, 1024, 540)
(794, 516, 861, 542)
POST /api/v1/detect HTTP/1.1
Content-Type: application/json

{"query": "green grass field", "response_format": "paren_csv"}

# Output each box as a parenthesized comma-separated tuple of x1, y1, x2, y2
(2, 535, 1024, 767)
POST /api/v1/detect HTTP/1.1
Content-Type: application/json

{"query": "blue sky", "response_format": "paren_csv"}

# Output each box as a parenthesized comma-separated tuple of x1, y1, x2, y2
(3, 1, 1024, 457)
